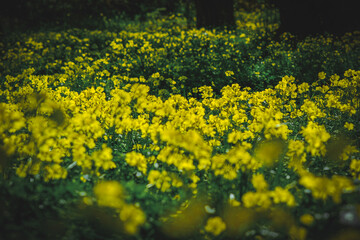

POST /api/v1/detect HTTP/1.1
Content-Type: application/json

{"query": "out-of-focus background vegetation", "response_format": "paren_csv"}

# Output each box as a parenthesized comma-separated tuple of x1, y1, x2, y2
(1, 0, 183, 33)
(0, 0, 181, 32)
(1, 0, 359, 36)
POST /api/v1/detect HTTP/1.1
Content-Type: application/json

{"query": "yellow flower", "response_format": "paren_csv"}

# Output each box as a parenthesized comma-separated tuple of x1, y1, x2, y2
(225, 70, 234, 77)
(318, 72, 326, 80)
(242, 191, 272, 209)
(93, 144, 115, 171)
(350, 159, 360, 179)
(287, 140, 307, 172)
(205, 216, 226, 236)
(151, 72, 160, 78)
(344, 122, 354, 130)
(43, 164, 67, 181)
(198, 85, 214, 99)
(299, 173, 354, 203)
(300, 214, 314, 226)
(270, 187, 296, 207)
(301, 121, 330, 156)
(229, 198, 241, 207)
(300, 99, 326, 120)
(119, 204, 146, 235)
(125, 151, 147, 174)
(340, 145, 359, 161)
(147, 170, 171, 192)
(252, 174, 268, 192)
(93, 181, 124, 209)
(287, 140, 305, 157)
(298, 82, 310, 94)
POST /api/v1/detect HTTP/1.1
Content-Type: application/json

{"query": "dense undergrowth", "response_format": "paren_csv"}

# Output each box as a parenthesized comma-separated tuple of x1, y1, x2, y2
(1, 2, 360, 240)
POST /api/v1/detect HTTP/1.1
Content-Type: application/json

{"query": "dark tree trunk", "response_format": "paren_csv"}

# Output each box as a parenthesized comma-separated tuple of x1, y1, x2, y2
(272, 0, 360, 38)
(194, 0, 235, 29)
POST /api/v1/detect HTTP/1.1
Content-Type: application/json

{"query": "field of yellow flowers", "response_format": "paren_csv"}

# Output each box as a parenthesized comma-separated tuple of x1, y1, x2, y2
(1, 6, 360, 240)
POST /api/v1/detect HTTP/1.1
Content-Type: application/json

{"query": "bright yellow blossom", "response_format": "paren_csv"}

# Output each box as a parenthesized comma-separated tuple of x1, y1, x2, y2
(318, 72, 326, 80)
(125, 151, 147, 174)
(344, 122, 354, 130)
(225, 70, 234, 77)
(251, 174, 268, 192)
(301, 121, 330, 156)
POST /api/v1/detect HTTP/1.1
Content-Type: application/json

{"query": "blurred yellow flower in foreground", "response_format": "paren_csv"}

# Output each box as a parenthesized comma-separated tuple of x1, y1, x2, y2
(205, 216, 226, 236)
(161, 198, 207, 238)
(254, 139, 285, 167)
(300, 213, 314, 226)
(223, 206, 256, 237)
(93, 181, 146, 235)
(94, 181, 124, 209)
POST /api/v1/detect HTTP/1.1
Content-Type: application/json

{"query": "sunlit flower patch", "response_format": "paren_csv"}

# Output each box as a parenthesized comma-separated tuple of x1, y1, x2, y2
(1, 8, 359, 240)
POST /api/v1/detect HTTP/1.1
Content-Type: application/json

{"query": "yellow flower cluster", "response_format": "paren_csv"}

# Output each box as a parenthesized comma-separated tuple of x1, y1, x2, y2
(286, 140, 307, 171)
(147, 170, 183, 192)
(211, 143, 259, 180)
(0, 88, 117, 181)
(0, 68, 358, 192)
(350, 159, 360, 179)
(204, 216, 226, 236)
(0, 104, 26, 170)
(1, 21, 359, 238)
(300, 99, 326, 120)
(301, 121, 331, 157)
(299, 173, 354, 203)
(242, 174, 296, 209)
(125, 151, 147, 174)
